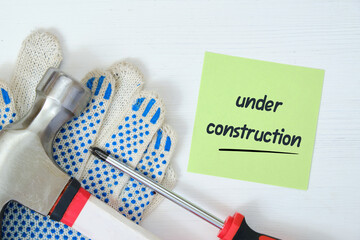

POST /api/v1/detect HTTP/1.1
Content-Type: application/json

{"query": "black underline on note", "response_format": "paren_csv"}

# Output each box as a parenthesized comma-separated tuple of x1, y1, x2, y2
(218, 148, 298, 155)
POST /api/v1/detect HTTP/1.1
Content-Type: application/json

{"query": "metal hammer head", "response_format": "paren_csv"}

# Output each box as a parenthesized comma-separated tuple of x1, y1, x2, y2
(0, 68, 90, 215)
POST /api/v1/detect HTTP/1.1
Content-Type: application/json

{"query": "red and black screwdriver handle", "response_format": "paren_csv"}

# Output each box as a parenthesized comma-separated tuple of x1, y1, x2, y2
(218, 212, 279, 240)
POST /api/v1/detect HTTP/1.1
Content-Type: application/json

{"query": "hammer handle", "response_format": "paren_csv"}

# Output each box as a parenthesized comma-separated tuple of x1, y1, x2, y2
(49, 179, 159, 240)
(72, 194, 159, 240)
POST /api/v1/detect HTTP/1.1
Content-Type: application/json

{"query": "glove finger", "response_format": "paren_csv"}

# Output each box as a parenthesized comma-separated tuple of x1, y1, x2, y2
(142, 165, 177, 219)
(97, 61, 144, 140)
(81, 90, 165, 207)
(53, 69, 115, 179)
(118, 124, 176, 223)
(1, 201, 89, 240)
(0, 81, 17, 129)
(11, 31, 62, 117)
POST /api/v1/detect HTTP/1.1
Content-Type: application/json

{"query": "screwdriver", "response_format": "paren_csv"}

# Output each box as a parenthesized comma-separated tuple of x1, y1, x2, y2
(90, 147, 279, 240)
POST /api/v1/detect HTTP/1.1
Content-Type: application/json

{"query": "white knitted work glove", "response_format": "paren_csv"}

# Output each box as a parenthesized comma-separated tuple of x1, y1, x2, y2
(0, 31, 177, 239)
(53, 62, 177, 222)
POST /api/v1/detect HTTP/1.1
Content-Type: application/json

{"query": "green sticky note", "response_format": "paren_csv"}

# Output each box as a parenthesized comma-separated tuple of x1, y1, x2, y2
(188, 52, 324, 190)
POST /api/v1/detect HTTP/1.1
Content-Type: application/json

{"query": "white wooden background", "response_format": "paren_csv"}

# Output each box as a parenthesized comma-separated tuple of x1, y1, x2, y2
(0, 1, 359, 239)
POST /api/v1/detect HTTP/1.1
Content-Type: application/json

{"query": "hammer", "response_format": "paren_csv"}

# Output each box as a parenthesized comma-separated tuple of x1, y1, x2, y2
(0, 68, 159, 240)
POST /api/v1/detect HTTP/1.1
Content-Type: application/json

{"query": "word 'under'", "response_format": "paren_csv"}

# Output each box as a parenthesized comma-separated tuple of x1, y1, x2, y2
(236, 95, 283, 112)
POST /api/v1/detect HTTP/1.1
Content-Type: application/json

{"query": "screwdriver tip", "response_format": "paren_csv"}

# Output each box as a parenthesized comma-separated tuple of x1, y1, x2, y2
(89, 146, 109, 160)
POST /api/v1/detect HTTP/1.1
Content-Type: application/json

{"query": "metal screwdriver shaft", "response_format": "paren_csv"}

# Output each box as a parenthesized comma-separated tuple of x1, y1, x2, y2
(90, 146, 224, 229)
